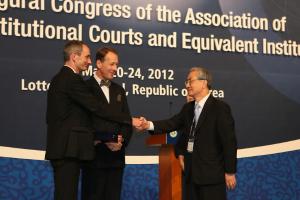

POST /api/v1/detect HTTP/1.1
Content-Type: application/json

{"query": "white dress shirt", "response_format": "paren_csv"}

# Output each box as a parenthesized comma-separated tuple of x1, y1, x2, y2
(94, 73, 110, 103)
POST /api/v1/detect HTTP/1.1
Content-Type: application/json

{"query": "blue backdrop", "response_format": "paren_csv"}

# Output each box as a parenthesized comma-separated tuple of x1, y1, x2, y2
(0, 0, 300, 199)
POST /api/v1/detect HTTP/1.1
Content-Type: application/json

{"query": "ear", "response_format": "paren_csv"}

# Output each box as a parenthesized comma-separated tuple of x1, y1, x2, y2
(204, 80, 208, 88)
(70, 52, 77, 63)
(96, 60, 102, 69)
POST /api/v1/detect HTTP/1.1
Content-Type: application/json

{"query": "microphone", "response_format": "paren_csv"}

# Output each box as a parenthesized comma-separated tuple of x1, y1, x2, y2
(169, 101, 173, 117)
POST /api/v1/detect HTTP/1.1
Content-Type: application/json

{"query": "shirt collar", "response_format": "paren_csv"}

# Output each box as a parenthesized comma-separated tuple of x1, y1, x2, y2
(195, 93, 210, 108)
(93, 72, 103, 85)
(64, 65, 78, 74)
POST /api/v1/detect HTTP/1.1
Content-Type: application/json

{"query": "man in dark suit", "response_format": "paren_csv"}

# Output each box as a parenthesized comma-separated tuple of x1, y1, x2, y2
(81, 47, 132, 200)
(138, 67, 237, 200)
(46, 41, 139, 200)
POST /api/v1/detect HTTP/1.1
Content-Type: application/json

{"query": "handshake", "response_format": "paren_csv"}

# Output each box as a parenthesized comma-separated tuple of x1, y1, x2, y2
(132, 117, 151, 131)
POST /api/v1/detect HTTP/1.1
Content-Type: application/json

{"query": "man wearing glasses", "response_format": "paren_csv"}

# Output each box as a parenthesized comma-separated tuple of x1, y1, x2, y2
(137, 67, 237, 200)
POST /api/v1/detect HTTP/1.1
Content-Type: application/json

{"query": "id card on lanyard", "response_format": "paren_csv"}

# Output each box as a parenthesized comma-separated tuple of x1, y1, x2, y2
(187, 119, 196, 153)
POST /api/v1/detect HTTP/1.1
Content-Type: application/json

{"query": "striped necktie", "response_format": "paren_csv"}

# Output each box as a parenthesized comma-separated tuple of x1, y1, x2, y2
(194, 103, 201, 125)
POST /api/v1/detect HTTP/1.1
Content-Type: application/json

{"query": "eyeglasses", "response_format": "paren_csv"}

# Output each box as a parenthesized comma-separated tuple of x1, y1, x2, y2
(184, 78, 206, 85)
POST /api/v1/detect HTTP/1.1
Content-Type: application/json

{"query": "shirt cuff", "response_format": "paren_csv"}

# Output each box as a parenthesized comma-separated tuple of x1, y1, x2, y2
(148, 121, 154, 131)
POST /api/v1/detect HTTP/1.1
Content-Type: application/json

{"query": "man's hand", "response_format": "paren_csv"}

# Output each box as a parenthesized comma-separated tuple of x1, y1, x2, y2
(225, 173, 236, 190)
(117, 134, 123, 143)
(132, 117, 150, 131)
(132, 117, 143, 129)
(94, 140, 101, 145)
(138, 117, 150, 130)
(105, 135, 123, 151)
(105, 142, 122, 151)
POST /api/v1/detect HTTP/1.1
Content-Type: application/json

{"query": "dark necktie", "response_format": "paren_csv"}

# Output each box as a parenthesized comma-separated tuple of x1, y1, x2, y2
(100, 79, 111, 87)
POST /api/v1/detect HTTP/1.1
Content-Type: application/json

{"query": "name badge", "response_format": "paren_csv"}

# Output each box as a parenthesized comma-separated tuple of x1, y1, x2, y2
(187, 138, 194, 153)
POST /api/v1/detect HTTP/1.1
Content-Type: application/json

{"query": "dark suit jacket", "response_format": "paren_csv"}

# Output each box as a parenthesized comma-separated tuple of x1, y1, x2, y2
(45, 67, 131, 161)
(86, 77, 132, 168)
(153, 95, 237, 185)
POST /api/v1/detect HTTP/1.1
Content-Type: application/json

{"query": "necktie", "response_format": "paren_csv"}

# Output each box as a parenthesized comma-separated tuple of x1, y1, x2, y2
(100, 79, 111, 87)
(194, 103, 201, 125)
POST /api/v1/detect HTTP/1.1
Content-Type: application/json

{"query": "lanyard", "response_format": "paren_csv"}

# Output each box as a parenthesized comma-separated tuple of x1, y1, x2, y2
(188, 118, 196, 138)
(187, 118, 196, 153)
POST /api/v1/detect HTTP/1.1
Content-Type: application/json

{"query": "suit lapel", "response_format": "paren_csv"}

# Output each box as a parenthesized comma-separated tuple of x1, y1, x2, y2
(195, 95, 214, 131)
(186, 101, 195, 129)
(109, 84, 116, 105)
(90, 77, 109, 104)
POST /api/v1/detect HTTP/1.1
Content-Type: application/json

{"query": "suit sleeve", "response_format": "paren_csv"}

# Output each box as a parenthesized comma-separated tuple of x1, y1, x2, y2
(119, 90, 132, 147)
(174, 130, 187, 157)
(217, 102, 237, 174)
(152, 104, 187, 134)
(67, 75, 131, 125)
(152, 104, 189, 157)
